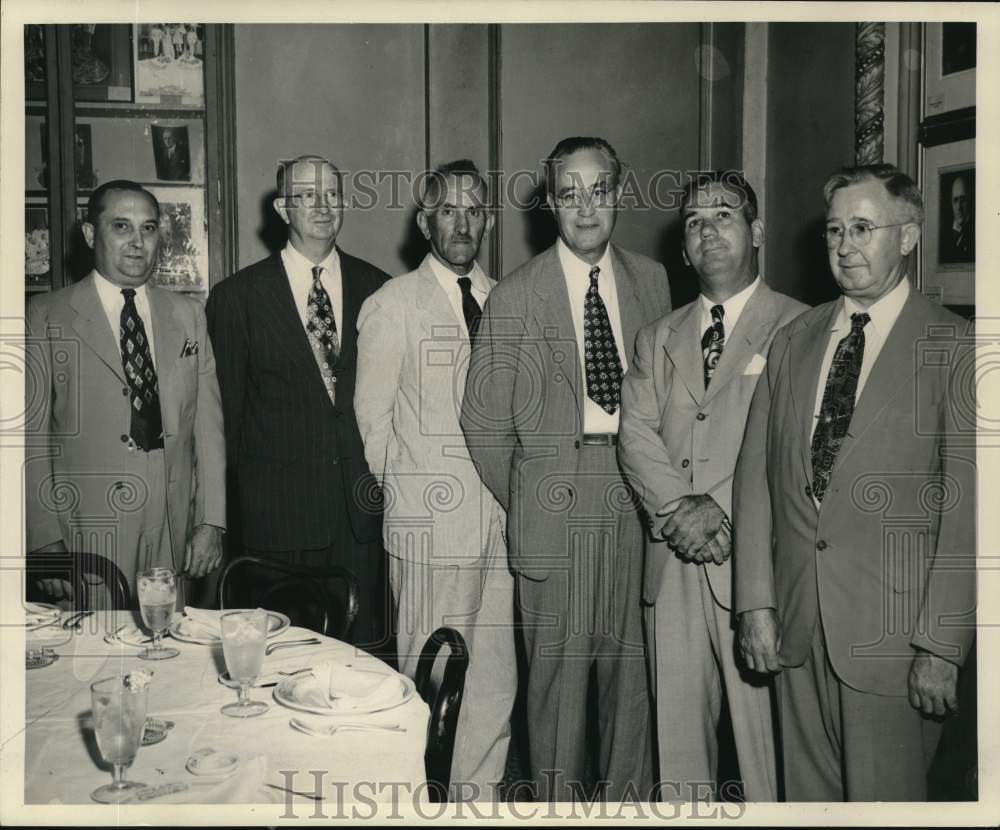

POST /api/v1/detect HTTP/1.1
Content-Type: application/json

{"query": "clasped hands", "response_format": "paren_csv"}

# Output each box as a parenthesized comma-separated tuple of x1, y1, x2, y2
(654, 494, 731, 565)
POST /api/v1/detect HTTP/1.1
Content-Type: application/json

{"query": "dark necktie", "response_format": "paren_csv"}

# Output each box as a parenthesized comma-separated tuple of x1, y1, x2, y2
(457, 276, 483, 342)
(583, 265, 623, 415)
(119, 288, 163, 451)
(701, 304, 725, 388)
(811, 312, 870, 503)
(306, 265, 339, 404)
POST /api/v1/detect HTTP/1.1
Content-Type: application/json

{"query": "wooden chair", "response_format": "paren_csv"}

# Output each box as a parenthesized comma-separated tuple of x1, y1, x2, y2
(414, 627, 469, 802)
(26, 551, 132, 610)
(216, 555, 360, 641)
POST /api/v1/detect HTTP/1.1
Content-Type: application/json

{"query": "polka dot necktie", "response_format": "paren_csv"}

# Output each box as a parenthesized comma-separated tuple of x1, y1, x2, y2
(583, 265, 623, 415)
(119, 288, 164, 451)
(306, 265, 339, 404)
(811, 312, 870, 503)
(701, 304, 725, 388)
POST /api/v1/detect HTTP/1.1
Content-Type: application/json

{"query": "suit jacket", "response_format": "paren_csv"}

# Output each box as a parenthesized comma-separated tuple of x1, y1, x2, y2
(25, 274, 226, 567)
(205, 249, 388, 550)
(461, 243, 672, 579)
(355, 254, 504, 566)
(733, 287, 976, 696)
(619, 281, 807, 606)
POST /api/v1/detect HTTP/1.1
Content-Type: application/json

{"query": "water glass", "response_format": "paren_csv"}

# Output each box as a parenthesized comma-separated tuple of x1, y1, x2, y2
(137, 567, 179, 660)
(90, 673, 152, 802)
(220, 609, 269, 717)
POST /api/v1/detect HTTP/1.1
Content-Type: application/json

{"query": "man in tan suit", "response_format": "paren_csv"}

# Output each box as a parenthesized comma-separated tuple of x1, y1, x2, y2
(355, 160, 514, 801)
(619, 173, 806, 800)
(26, 180, 225, 599)
(734, 164, 976, 800)
(462, 137, 671, 801)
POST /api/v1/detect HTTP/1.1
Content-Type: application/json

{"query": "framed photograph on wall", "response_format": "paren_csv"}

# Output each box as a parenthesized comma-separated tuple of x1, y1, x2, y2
(25, 204, 51, 289)
(924, 22, 976, 116)
(146, 186, 208, 293)
(26, 24, 133, 102)
(133, 24, 206, 107)
(920, 138, 975, 307)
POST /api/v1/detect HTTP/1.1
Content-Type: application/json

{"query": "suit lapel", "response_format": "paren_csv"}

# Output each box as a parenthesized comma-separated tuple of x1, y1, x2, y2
(147, 285, 182, 385)
(663, 302, 705, 404)
(335, 250, 360, 370)
(789, 302, 839, 483)
(531, 246, 583, 416)
(69, 275, 126, 384)
(610, 245, 643, 366)
(256, 255, 324, 377)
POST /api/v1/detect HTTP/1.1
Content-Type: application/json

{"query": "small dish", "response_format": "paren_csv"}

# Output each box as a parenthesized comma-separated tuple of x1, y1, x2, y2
(141, 717, 174, 746)
(25, 648, 58, 670)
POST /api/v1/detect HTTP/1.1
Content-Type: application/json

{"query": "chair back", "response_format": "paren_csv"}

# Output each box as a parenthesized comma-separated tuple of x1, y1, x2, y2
(26, 551, 132, 610)
(414, 627, 469, 802)
(216, 555, 359, 641)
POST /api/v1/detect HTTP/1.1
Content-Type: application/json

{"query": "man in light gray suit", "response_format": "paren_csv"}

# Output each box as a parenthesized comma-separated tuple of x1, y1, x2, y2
(355, 160, 515, 801)
(461, 137, 671, 801)
(619, 173, 806, 800)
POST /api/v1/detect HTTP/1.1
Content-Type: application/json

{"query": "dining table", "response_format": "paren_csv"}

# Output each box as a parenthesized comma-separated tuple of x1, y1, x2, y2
(23, 608, 429, 806)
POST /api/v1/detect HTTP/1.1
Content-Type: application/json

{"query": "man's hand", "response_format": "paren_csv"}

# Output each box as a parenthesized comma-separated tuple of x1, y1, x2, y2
(657, 494, 727, 555)
(688, 521, 732, 565)
(183, 524, 223, 579)
(908, 650, 959, 717)
(738, 608, 782, 674)
(31, 539, 73, 601)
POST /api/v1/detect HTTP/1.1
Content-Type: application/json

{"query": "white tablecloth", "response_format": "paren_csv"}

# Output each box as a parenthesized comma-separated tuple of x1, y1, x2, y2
(24, 610, 428, 805)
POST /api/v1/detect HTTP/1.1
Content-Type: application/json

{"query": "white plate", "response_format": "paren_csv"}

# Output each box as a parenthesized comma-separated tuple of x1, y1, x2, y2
(168, 610, 291, 645)
(273, 670, 415, 716)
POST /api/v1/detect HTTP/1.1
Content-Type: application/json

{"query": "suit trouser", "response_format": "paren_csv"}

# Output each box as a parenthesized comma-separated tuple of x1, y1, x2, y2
(778, 622, 944, 801)
(515, 444, 654, 802)
(645, 558, 777, 801)
(389, 510, 516, 801)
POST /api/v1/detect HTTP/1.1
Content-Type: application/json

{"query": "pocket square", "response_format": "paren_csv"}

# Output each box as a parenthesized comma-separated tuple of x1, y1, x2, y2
(743, 353, 766, 375)
(180, 339, 199, 357)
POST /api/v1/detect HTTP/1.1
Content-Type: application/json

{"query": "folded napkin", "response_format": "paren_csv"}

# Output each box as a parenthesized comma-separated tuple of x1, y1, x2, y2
(103, 625, 150, 646)
(24, 602, 60, 626)
(291, 661, 404, 713)
(121, 754, 267, 804)
(177, 606, 223, 639)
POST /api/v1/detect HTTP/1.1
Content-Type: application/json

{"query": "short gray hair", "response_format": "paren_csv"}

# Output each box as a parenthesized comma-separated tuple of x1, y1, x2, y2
(822, 163, 924, 224)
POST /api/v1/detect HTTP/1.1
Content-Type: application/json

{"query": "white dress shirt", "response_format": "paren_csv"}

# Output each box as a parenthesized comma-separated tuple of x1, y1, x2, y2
(281, 243, 343, 340)
(426, 255, 491, 336)
(93, 270, 157, 364)
(698, 275, 761, 339)
(556, 238, 628, 434)
(811, 276, 910, 442)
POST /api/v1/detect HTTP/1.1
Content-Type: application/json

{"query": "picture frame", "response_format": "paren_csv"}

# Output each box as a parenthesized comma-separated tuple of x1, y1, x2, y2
(145, 186, 209, 293)
(133, 24, 206, 107)
(919, 137, 975, 307)
(26, 24, 133, 103)
(35, 122, 98, 192)
(24, 204, 51, 289)
(924, 22, 976, 116)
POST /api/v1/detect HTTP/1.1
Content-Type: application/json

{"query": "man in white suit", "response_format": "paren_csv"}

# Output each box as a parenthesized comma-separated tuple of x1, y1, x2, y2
(26, 180, 225, 600)
(619, 173, 806, 800)
(355, 160, 515, 801)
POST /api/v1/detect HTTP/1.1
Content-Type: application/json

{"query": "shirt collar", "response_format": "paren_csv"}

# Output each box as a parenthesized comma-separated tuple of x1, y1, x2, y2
(556, 237, 613, 282)
(427, 254, 489, 294)
(699, 275, 760, 330)
(835, 275, 910, 335)
(92, 269, 150, 304)
(282, 242, 340, 279)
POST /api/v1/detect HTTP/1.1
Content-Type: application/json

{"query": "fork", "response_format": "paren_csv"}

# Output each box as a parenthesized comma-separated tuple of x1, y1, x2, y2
(265, 637, 321, 656)
(289, 717, 406, 737)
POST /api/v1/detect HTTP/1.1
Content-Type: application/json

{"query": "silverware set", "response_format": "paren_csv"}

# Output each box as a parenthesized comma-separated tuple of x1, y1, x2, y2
(289, 717, 406, 737)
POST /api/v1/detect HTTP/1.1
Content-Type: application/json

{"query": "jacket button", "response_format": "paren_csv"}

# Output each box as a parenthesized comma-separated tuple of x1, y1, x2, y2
(805, 484, 812, 497)
(122, 387, 129, 396)
(120, 434, 129, 443)
(696, 412, 706, 421)
(331, 457, 339, 465)
(681, 459, 690, 468)
(574, 440, 580, 449)
(816, 540, 827, 551)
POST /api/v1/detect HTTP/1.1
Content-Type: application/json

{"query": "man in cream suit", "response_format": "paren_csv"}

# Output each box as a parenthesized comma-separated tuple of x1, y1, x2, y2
(735, 164, 976, 800)
(461, 137, 671, 801)
(355, 161, 515, 800)
(619, 173, 805, 800)
(26, 180, 225, 598)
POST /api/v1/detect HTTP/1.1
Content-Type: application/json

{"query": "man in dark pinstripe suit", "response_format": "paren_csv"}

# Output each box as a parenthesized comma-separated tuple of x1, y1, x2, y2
(206, 155, 392, 655)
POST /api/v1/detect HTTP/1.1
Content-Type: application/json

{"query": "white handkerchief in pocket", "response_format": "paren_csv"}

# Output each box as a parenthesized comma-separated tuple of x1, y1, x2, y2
(743, 353, 767, 376)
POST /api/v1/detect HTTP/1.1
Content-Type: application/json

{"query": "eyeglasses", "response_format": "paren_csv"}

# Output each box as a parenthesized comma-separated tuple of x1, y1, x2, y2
(823, 221, 911, 248)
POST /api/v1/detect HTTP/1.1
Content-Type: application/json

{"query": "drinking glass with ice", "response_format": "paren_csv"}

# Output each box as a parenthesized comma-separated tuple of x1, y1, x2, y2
(220, 609, 269, 717)
(137, 568, 179, 660)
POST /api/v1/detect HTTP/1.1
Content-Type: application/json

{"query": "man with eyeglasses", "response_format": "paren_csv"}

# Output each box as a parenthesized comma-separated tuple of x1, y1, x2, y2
(618, 172, 806, 801)
(733, 163, 975, 800)
(461, 137, 671, 801)
(207, 155, 393, 656)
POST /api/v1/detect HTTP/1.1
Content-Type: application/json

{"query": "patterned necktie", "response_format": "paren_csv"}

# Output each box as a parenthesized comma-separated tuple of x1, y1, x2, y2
(457, 276, 483, 343)
(119, 288, 163, 451)
(306, 265, 339, 404)
(701, 304, 725, 388)
(811, 312, 870, 502)
(583, 265, 623, 415)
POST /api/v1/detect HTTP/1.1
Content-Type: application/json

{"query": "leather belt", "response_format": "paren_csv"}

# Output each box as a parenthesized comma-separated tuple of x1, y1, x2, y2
(580, 433, 618, 446)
